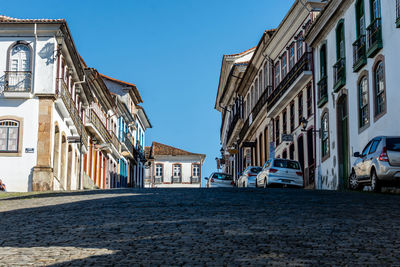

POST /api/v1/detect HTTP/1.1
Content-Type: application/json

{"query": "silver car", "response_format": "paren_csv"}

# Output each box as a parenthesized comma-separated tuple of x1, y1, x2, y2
(237, 166, 262, 188)
(205, 172, 234, 188)
(350, 136, 400, 192)
(256, 158, 304, 188)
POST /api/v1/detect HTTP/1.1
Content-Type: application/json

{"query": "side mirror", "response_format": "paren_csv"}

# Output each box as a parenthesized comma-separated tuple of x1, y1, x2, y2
(353, 152, 360, 157)
(204, 177, 209, 180)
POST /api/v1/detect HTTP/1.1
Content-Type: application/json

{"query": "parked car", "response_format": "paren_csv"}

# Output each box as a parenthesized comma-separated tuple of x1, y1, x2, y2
(237, 166, 262, 188)
(205, 172, 234, 188)
(349, 136, 400, 192)
(256, 158, 304, 188)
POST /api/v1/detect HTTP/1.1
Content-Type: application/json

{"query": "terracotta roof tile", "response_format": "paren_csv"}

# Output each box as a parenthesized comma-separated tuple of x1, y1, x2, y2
(226, 46, 256, 57)
(151, 142, 206, 158)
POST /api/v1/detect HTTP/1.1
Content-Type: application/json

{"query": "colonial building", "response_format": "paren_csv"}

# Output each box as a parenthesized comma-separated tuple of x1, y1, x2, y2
(215, 47, 255, 180)
(216, 0, 324, 188)
(144, 142, 205, 188)
(306, 0, 400, 189)
(0, 15, 151, 192)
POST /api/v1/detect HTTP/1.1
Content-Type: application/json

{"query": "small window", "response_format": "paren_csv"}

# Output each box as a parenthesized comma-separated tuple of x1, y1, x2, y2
(321, 112, 329, 159)
(192, 164, 200, 177)
(374, 61, 385, 117)
(281, 53, 287, 78)
(258, 71, 263, 94)
(274, 63, 280, 88)
(0, 120, 19, 152)
(173, 164, 181, 178)
(289, 44, 295, 69)
(155, 164, 163, 177)
(297, 35, 304, 60)
(255, 79, 259, 103)
(358, 76, 369, 128)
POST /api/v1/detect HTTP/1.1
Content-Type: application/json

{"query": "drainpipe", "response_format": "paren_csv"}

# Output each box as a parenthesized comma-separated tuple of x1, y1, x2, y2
(33, 24, 37, 94)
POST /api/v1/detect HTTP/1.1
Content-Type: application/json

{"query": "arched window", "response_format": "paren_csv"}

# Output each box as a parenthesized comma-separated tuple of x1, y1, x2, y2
(334, 20, 346, 91)
(321, 112, 330, 160)
(264, 62, 268, 90)
(374, 61, 385, 117)
(254, 79, 259, 103)
(0, 120, 19, 152)
(251, 85, 255, 109)
(318, 43, 328, 107)
(358, 76, 369, 128)
(6, 43, 32, 92)
(336, 21, 345, 60)
(356, 0, 366, 37)
(258, 70, 263, 94)
(370, 0, 381, 21)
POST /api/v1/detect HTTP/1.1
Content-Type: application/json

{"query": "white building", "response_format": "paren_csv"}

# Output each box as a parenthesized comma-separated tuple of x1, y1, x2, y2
(144, 142, 206, 188)
(306, 0, 400, 189)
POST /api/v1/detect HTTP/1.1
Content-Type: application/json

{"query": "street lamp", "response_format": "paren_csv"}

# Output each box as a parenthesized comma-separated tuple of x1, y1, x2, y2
(55, 31, 64, 57)
(300, 117, 327, 137)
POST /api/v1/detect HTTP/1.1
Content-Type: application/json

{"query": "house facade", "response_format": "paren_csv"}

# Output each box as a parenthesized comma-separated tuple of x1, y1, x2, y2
(216, 0, 324, 188)
(306, 0, 400, 189)
(144, 142, 205, 188)
(0, 15, 151, 192)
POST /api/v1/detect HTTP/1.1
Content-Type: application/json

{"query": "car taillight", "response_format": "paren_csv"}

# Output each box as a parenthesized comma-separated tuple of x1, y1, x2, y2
(231, 181, 235, 185)
(296, 171, 303, 176)
(269, 168, 278, 173)
(210, 178, 215, 183)
(247, 173, 257, 177)
(379, 147, 389, 162)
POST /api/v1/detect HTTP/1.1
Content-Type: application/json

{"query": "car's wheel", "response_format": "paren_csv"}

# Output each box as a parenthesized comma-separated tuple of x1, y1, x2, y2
(349, 171, 360, 190)
(371, 169, 381, 193)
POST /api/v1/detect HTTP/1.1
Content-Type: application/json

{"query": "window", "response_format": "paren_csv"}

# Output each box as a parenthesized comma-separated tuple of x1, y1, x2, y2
(281, 53, 287, 78)
(155, 164, 163, 177)
(298, 93, 303, 126)
(289, 44, 295, 69)
(374, 61, 385, 117)
(297, 35, 303, 60)
(274, 62, 280, 88)
(307, 85, 312, 117)
(358, 76, 369, 128)
(258, 71, 263, 95)
(275, 117, 280, 144)
(321, 112, 330, 159)
(0, 120, 19, 152)
(282, 110, 287, 134)
(255, 79, 259, 104)
(6, 43, 31, 92)
(320, 44, 327, 78)
(336, 21, 345, 60)
(290, 102, 295, 132)
(356, 0, 366, 37)
(264, 62, 268, 90)
(370, 0, 381, 21)
(173, 164, 182, 178)
(251, 86, 255, 109)
(192, 164, 200, 177)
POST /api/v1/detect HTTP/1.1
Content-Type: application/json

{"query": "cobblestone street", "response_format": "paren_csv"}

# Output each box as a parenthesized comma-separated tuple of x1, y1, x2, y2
(1, 188, 400, 266)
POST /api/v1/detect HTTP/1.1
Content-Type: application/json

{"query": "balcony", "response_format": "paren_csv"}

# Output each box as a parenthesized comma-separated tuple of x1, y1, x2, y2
(172, 176, 182, 183)
(3, 71, 32, 98)
(226, 111, 243, 147)
(154, 177, 162, 184)
(85, 109, 112, 146)
(252, 86, 273, 122)
(56, 79, 88, 149)
(191, 177, 200, 184)
(136, 142, 145, 162)
(239, 117, 250, 143)
(367, 18, 383, 58)
(352, 35, 367, 72)
(333, 58, 346, 92)
(267, 52, 312, 113)
(120, 132, 133, 158)
(111, 132, 120, 156)
(317, 76, 328, 108)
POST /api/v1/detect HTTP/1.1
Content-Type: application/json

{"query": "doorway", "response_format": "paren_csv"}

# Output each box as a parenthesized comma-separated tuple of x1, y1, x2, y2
(337, 94, 350, 189)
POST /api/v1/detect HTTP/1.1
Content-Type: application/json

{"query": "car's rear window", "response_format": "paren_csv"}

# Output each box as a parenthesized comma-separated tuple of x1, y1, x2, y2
(273, 159, 300, 170)
(212, 173, 233, 180)
(387, 138, 400, 152)
(250, 167, 262, 173)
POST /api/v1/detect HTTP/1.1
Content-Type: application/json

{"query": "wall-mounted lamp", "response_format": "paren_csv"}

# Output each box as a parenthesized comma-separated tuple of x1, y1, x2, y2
(55, 31, 64, 58)
(300, 117, 327, 137)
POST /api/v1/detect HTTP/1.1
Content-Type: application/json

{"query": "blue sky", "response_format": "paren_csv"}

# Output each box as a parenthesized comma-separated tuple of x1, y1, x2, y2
(1, 0, 294, 179)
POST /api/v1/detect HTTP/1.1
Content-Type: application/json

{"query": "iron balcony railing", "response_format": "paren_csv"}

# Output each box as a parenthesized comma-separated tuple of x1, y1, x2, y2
(317, 76, 328, 108)
(154, 177, 162, 184)
(333, 58, 346, 92)
(252, 85, 273, 122)
(239, 117, 250, 143)
(267, 52, 312, 110)
(352, 35, 367, 72)
(367, 18, 383, 57)
(57, 78, 88, 149)
(226, 111, 241, 144)
(111, 132, 120, 152)
(4, 71, 32, 92)
(172, 176, 182, 183)
(121, 132, 133, 154)
(191, 177, 200, 184)
(86, 109, 112, 144)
